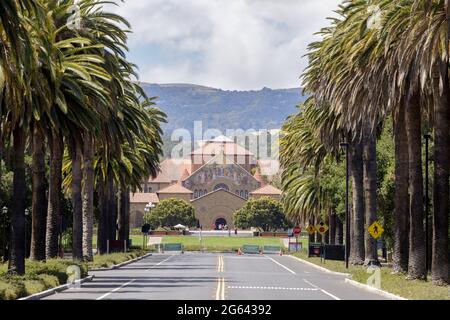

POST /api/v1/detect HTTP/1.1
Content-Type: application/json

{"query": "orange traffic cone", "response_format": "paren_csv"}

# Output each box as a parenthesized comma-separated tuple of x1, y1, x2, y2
(238, 248, 243, 255)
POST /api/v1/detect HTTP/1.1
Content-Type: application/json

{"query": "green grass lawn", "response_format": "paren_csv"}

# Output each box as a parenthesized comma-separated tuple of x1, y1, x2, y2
(92, 235, 144, 248)
(160, 236, 298, 252)
(292, 251, 450, 300)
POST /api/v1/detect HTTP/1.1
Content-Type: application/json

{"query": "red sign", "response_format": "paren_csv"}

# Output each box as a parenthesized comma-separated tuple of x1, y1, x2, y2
(293, 226, 302, 235)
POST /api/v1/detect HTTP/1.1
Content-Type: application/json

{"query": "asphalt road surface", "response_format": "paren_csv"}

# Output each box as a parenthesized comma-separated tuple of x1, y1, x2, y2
(42, 253, 388, 300)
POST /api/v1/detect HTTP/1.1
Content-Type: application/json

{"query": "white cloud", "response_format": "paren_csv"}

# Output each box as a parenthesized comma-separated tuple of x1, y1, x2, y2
(108, 0, 340, 90)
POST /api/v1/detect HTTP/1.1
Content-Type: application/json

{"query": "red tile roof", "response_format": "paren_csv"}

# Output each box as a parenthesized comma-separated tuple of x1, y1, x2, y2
(250, 184, 282, 195)
(130, 193, 160, 204)
(148, 172, 172, 183)
(157, 183, 193, 194)
(180, 168, 190, 181)
(253, 171, 266, 187)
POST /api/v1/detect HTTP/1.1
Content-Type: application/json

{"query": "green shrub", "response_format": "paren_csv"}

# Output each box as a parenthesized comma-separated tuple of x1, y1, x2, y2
(88, 250, 147, 269)
(37, 274, 59, 288)
(23, 280, 46, 296)
(0, 281, 22, 300)
(25, 259, 87, 283)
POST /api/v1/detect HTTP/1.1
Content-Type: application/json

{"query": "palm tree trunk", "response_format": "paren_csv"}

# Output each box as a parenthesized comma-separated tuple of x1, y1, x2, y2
(82, 133, 94, 261)
(8, 125, 26, 274)
(118, 188, 130, 241)
(350, 141, 365, 265)
(97, 180, 108, 255)
(324, 214, 330, 244)
(46, 132, 63, 259)
(392, 104, 410, 273)
(30, 126, 47, 261)
(108, 173, 117, 242)
(308, 218, 315, 243)
(405, 92, 426, 280)
(329, 211, 336, 245)
(69, 141, 83, 261)
(336, 215, 343, 245)
(431, 61, 450, 285)
(363, 124, 379, 266)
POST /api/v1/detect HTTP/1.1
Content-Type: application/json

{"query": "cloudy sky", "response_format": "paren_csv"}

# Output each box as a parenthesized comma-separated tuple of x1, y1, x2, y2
(109, 0, 340, 90)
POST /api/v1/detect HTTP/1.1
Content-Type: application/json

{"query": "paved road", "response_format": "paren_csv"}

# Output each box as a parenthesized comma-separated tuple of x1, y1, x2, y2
(42, 253, 388, 300)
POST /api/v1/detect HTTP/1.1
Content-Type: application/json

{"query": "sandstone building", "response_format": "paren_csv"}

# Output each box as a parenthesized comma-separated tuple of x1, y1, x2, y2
(130, 136, 282, 229)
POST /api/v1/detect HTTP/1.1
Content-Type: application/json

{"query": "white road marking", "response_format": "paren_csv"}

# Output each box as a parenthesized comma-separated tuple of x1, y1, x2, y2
(96, 279, 136, 300)
(227, 286, 319, 291)
(266, 256, 296, 274)
(146, 255, 175, 271)
(303, 279, 341, 300)
(97, 255, 175, 300)
(225, 256, 270, 260)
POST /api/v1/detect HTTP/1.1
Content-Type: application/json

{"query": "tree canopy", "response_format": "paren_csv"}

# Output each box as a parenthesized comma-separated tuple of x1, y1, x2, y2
(233, 197, 290, 231)
(144, 198, 197, 229)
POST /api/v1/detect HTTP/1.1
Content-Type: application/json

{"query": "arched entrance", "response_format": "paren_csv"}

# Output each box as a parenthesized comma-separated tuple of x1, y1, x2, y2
(215, 217, 227, 230)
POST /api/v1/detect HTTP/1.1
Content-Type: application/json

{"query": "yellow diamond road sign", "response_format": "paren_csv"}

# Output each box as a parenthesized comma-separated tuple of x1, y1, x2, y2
(368, 221, 384, 239)
(306, 225, 316, 234)
(316, 222, 329, 235)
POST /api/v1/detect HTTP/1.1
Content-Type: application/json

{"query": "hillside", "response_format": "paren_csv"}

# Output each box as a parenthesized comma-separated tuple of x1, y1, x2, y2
(141, 83, 306, 135)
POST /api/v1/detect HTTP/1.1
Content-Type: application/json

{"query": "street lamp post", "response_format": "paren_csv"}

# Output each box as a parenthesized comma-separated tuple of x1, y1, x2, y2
(25, 209, 30, 258)
(424, 134, 431, 273)
(2, 207, 7, 262)
(340, 142, 350, 269)
(144, 202, 155, 250)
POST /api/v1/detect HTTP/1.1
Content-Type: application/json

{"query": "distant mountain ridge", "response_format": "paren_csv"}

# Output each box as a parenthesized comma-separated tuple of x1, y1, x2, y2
(141, 83, 306, 135)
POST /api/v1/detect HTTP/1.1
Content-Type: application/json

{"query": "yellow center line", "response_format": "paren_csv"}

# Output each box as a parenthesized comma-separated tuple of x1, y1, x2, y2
(215, 277, 226, 300)
(221, 277, 226, 300)
(215, 255, 226, 300)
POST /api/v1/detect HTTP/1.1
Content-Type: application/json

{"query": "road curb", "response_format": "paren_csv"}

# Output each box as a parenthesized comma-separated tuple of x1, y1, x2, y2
(288, 255, 352, 277)
(344, 278, 408, 300)
(89, 252, 153, 271)
(18, 275, 94, 300)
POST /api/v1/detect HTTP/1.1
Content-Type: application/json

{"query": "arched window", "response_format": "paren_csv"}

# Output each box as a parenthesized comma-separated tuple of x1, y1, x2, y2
(240, 190, 244, 198)
(214, 183, 229, 191)
(194, 190, 198, 198)
(148, 187, 152, 193)
(204, 189, 208, 195)
(244, 190, 249, 199)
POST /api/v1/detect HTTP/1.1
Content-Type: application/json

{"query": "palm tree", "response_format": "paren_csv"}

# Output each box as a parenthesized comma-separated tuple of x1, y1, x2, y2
(82, 132, 94, 260)
(349, 137, 365, 265)
(392, 102, 409, 274)
(30, 125, 47, 261)
(405, 92, 426, 279)
(0, 0, 43, 274)
(363, 124, 379, 266)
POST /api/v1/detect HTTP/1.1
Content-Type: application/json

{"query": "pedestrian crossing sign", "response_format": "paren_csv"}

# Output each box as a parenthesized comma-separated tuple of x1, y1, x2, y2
(316, 222, 329, 235)
(306, 225, 316, 234)
(368, 221, 384, 239)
